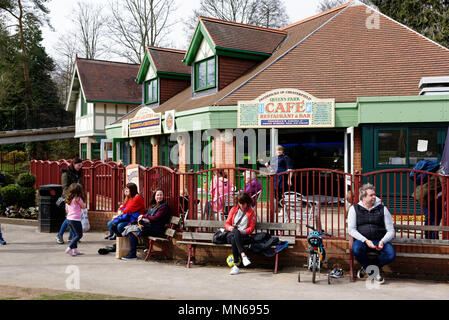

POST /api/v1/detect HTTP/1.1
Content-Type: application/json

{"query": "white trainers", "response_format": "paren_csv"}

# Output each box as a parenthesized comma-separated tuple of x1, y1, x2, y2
(242, 256, 251, 267)
(230, 265, 240, 275)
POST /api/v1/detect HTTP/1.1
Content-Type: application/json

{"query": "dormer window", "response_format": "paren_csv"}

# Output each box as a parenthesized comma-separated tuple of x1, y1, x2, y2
(194, 57, 216, 91)
(144, 78, 158, 104)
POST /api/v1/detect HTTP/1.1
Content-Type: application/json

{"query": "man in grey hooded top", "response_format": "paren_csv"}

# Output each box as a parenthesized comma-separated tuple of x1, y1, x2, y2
(348, 183, 395, 284)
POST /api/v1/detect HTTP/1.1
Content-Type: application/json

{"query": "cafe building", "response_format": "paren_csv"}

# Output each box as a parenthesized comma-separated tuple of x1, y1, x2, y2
(105, 0, 449, 176)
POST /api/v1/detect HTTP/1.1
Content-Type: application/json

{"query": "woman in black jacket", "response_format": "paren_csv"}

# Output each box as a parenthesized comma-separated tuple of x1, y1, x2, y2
(121, 189, 171, 260)
(56, 157, 83, 244)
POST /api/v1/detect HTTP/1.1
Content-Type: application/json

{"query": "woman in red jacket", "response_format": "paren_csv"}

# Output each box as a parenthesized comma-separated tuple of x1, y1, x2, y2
(225, 192, 256, 275)
(105, 183, 145, 239)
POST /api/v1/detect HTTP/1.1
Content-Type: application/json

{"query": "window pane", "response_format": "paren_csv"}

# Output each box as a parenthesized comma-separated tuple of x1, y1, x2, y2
(378, 130, 407, 165)
(206, 58, 215, 87)
(152, 80, 157, 101)
(145, 81, 152, 102)
(197, 61, 206, 89)
(409, 129, 438, 165)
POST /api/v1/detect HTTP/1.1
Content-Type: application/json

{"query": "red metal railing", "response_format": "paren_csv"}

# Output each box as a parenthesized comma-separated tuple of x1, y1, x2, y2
(30, 160, 449, 241)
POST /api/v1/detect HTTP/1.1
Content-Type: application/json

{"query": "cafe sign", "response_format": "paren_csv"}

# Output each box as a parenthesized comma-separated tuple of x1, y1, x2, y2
(238, 89, 335, 128)
(129, 107, 161, 137)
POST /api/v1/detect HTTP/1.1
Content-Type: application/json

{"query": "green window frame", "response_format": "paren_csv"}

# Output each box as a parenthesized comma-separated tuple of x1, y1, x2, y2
(91, 143, 101, 160)
(368, 125, 446, 171)
(194, 57, 216, 92)
(80, 143, 87, 160)
(81, 93, 87, 116)
(137, 137, 153, 168)
(144, 78, 158, 105)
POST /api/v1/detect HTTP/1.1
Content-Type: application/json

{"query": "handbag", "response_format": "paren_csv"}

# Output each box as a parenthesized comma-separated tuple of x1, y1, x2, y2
(212, 208, 248, 244)
(56, 197, 65, 208)
(81, 209, 90, 232)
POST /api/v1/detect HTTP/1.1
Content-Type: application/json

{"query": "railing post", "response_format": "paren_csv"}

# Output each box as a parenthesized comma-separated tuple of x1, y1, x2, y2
(354, 170, 361, 205)
(89, 166, 95, 211)
(444, 176, 449, 240)
(187, 169, 195, 221)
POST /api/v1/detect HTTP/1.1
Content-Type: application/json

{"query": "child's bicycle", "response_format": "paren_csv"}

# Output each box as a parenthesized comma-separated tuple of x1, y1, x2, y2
(298, 224, 331, 283)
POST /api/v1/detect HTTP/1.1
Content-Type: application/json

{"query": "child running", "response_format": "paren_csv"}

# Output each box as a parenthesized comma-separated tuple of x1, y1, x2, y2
(64, 183, 87, 256)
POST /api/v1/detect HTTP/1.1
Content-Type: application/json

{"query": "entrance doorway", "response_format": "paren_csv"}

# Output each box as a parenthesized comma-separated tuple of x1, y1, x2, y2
(278, 129, 345, 170)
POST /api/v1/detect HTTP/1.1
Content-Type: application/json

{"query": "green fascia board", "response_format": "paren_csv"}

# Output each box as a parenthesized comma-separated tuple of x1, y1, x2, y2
(184, 21, 216, 66)
(357, 95, 449, 124)
(157, 71, 190, 80)
(335, 102, 358, 127)
(136, 51, 151, 84)
(86, 99, 140, 105)
(136, 51, 158, 84)
(215, 46, 271, 61)
(105, 123, 123, 139)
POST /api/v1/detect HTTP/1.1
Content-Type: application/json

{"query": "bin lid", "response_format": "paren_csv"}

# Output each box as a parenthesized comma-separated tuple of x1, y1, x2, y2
(39, 184, 62, 190)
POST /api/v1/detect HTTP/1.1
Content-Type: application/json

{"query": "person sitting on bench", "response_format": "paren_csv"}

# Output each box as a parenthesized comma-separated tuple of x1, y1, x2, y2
(347, 183, 395, 284)
(225, 192, 256, 275)
(121, 189, 171, 260)
(106, 183, 145, 239)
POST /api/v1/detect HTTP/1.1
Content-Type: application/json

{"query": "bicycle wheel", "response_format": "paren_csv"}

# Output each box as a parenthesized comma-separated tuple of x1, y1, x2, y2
(312, 254, 317, 283)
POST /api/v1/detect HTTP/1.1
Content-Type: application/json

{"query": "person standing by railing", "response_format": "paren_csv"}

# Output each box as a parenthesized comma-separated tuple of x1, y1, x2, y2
(56, 157, 83, 245)
(264, 145, 293, 200)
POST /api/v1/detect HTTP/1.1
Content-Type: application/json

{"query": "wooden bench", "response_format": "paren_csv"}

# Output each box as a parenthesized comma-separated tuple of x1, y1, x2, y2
(141, 216, 181, 261)
(348, 224, 449, 281)
(177, 220, 297, 273)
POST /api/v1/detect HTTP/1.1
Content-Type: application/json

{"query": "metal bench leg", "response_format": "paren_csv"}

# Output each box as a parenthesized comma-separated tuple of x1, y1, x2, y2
(274, 252, 279, 274)
(349, 251, 355, 282)
(187, 244, 192, 268)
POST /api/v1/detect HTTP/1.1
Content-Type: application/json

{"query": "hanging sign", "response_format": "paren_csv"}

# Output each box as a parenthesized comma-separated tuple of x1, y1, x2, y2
(129, 107, 161, 137)
(238, 89, 335, 128)
(164, 110, 175, 133)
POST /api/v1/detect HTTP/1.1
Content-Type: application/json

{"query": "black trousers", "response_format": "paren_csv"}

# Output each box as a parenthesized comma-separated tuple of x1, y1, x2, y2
(226, 229, 251, 263)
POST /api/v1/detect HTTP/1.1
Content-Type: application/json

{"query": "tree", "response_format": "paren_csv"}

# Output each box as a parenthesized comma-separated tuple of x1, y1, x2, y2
(108, 0, 177, 64)
(184, 0, 289, 41)
(73, 1, 108, 60)
(0, 0, 51, 128)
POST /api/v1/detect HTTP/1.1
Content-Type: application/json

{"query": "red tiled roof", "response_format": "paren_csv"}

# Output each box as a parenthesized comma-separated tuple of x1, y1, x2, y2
(147, 47, 191, 75)
(76, 58, 141, 103)
(200, 16, 287, 54)
(154, 2, 449, 114)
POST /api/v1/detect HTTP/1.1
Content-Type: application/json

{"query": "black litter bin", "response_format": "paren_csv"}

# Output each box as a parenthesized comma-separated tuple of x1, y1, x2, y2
(38, 184, 65, 233)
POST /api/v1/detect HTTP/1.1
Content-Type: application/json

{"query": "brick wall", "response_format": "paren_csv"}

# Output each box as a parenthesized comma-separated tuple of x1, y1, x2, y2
(218, 56, 259, 91)
(353, 127, 362, 173)
(152, 138, 159, 167)
(86, 211, 449, 279)
(159, 78, 190, 105)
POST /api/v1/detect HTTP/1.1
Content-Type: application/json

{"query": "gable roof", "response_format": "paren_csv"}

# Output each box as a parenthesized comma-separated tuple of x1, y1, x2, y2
(75, 57, 141, 104)
(183, 16, 287, 65)
(136, 47, 191, 84)
(154, 1, 449, 114)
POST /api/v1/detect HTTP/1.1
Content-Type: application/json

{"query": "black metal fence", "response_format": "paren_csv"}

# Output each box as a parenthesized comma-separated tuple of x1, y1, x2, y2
(0, 108, 74, 131)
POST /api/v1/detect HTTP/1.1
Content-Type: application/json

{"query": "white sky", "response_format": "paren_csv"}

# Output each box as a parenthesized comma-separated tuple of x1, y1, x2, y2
(42, 0, 322, 62)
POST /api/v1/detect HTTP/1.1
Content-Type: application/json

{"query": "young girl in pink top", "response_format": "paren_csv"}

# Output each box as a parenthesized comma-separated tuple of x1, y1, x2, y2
(65, 183, 87, 256)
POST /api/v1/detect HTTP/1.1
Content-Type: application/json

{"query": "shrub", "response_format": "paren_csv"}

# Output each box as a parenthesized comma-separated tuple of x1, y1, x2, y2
(0, 172, 15, 187)
(17, 173, 36, 188)
(4, 150, 28, 163)
(0, 184, 21, 207)
(20, 186, 37, 209)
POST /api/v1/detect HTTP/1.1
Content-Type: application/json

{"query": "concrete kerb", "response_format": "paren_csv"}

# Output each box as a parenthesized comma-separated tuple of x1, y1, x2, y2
(0, 223, 449, 300)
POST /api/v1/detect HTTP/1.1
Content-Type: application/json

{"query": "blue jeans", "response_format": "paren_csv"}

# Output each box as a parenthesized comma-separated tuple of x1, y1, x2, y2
(107, 220, 129, 237)
(423, 198, 444, 239)
(67, 220, 83, 249)
(58, 219, 75, 239)
(352, 239, 396, 269)
(0, 224, 4, 240)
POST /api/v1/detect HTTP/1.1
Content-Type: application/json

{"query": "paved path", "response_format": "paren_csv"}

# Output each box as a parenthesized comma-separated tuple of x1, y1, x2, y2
(0, 223, 448, 300)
